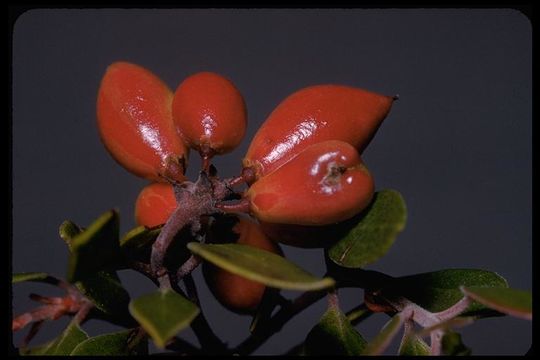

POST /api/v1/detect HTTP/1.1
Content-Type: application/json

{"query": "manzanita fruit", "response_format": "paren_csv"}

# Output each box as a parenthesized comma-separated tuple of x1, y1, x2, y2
(242, 85, 394, 183)
(203, 216, 282, 314)
(97, 61, 189, 182)
(246, 140, 374, 226)
(135, 182, 176, 228)
(172, 72, 247, 158)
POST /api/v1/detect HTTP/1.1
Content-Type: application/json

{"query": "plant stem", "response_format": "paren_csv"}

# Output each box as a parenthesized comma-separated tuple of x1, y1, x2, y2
(181, 272, 227, 353)
(177, 255, 202, 280)
(233, 289, 328, 355)
(345, 303, 373, 325)
(151, 206, 191, 282)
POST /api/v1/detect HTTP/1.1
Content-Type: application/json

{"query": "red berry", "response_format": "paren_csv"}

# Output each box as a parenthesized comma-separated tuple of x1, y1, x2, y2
(97, 62, 189, 182)
(134, 182, 176, 228)
(246, 140, 374, 226)
(172, 72, 247, 157)
(243, 85, 393, 183)
(204, 216, 282, 314)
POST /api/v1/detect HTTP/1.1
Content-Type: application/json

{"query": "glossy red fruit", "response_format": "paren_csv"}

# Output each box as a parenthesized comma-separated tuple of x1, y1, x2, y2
(243, 85, 394, 182)
(135, 182, 176, 228)
(247, 140, 374, 226)
(204, 216, 282, 314)
(97, 62, 188, 182)
(172, 72, 247, 157)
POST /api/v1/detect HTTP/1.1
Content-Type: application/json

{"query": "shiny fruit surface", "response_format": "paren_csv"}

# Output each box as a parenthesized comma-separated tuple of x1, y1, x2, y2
(172, 72, 247, 155)
(204, 216, 282, 314)
(247, 140, 374, 226)
(97, 61, 188, 182)
(243, 85, 393, 182)
(135, 182, 176, 228)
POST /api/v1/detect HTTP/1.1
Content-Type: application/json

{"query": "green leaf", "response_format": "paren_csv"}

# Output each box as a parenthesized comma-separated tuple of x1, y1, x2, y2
(390, 269, 508, 313)
(461, 286, 532, 320)
(188, 242, 335, 291)
(120, 225, 162, 250)
(12, 272, 49, 284)
(41, 320, 89, 355)
(75, 271, 131, 322)
(59, 220, 83, 251)
(70, 328, 148, 355)
(441, 331, 471, 356)
(398, 331, 430, 356)
(364, 314, 404, 355)
(129, 289, 199, 349)
(328, 190, 407, 268)
(304, 305, 367, 355)
(66, 210, 120, 283)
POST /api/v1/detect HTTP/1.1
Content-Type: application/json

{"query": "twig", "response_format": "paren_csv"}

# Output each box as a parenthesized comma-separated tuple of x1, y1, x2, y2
(183, 274, 199, 305)
(181, 273, 227, 353)
(151, 206, 192, 282)
(233, 289, 328, 355)
(176, 255, 202, 280)
(345, 303, 373, 325)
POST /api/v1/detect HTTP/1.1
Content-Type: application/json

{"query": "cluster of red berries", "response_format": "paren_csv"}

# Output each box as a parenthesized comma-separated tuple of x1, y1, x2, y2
(96, 62, 394, 312)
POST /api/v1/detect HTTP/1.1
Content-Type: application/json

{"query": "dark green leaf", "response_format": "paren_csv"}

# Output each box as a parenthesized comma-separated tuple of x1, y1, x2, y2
(12, 272, 49, 284)
(461, 286, 532, 320)
(66, 210, 120, 282)
(364, 314, 404, 355)
(129, 289, 199, 349)
(188, 242, 335, 291)
(41, 320, 89, 355)
(390, 269, 508, 313)
(441, 331, 471, 356)
(75, 271, 131, 322)
(59, 220, 83, 251)
(70, 328, 148, 355)
(328, 190, 407, 268)
(398, 330, 430, 356)
(304, 305, 367, 355)
(120, 225, 162, 250)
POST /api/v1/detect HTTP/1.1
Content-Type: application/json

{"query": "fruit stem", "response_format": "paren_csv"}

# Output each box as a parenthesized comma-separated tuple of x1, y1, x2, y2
(215, 198, 250, 214)
(151, 205, 191, 285)
(199, 145, 215, 174)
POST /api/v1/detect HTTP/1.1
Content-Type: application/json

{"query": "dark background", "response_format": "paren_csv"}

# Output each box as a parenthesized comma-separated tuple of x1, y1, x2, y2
(11, 9, 532, 355)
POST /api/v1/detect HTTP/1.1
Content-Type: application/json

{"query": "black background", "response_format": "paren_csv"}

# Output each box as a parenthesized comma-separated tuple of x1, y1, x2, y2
(11, 9, 532, 354)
